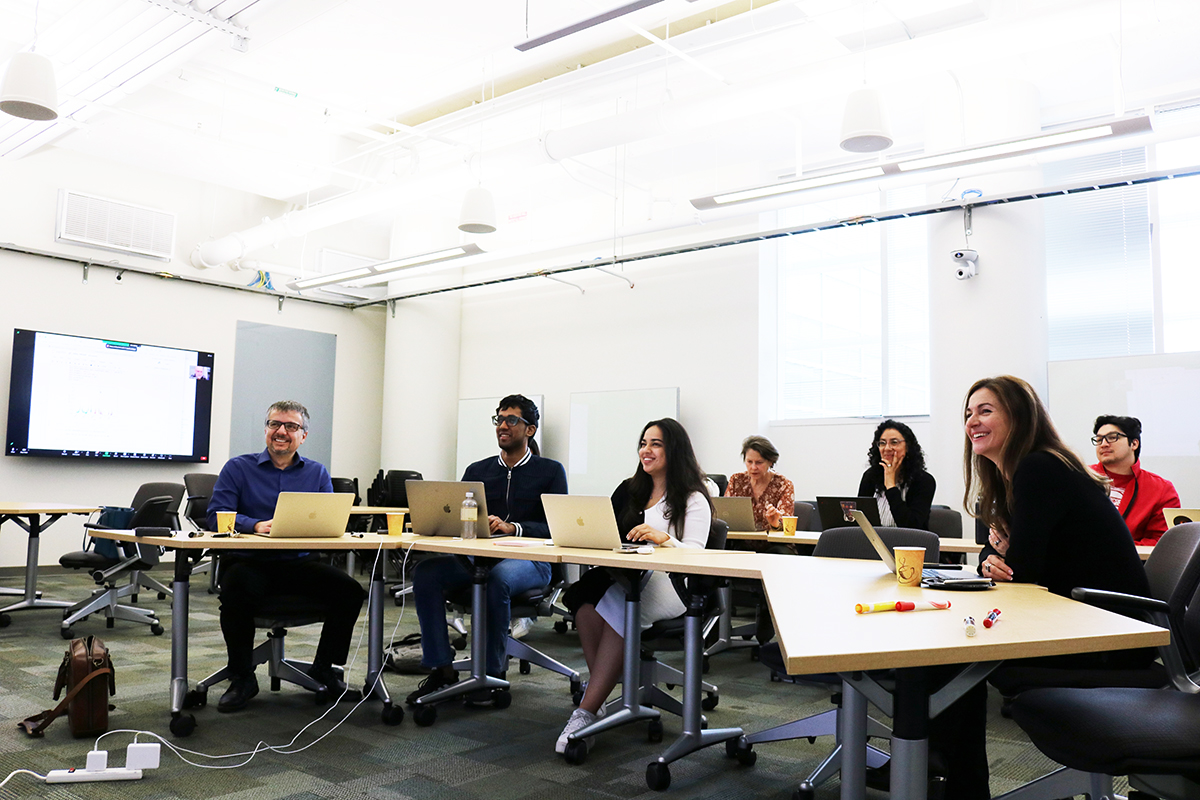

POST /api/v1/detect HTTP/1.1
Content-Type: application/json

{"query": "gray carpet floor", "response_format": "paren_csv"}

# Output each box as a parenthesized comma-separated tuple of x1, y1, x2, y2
(0, 566, 1091, 800)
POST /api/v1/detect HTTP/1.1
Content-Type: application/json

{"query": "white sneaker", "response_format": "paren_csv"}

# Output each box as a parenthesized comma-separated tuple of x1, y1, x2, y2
(510, 617, 535, 640)
(556, 708, 597, 754)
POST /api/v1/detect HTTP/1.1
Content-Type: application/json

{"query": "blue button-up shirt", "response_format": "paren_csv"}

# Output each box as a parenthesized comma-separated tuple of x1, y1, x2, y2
(206, 450, 333, 533)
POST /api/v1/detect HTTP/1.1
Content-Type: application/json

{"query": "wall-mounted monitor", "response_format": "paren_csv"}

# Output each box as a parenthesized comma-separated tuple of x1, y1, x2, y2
(5, 328, 214, 462)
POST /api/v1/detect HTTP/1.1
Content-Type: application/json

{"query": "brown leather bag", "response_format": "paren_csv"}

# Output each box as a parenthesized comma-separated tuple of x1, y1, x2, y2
(18, 635, 116, 738)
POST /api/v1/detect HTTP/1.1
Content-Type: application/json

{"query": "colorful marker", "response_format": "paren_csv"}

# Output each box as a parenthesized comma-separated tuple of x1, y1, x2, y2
(983, 608, 1002, 628)
(855, 601, 900, 614)
(895, 600, 952, 612)
(965, 616, 976, 637)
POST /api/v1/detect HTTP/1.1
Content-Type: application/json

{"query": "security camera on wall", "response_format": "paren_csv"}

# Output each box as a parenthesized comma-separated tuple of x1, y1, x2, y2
(952, 248, 978, 280)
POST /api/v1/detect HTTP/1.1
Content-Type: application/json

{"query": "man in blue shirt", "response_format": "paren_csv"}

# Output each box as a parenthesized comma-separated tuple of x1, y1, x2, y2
(406, 394, 567, 706)
(207, 400, 366, 712)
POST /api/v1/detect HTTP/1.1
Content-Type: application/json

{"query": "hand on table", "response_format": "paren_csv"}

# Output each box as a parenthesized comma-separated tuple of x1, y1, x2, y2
(981, 554, 1012, 581)
(628, 524, 671, 546)
(488, 516, 516, 536)
(254, 519, 273, 534)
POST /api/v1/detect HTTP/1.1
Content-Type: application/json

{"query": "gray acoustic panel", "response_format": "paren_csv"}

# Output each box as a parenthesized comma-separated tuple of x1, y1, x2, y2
(230, 321, 336, 469)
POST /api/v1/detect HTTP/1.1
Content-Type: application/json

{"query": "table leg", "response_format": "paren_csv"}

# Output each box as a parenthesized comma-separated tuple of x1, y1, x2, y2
(365, 556, 403, 725)
(838, 679, 869, 800)
(169, 552, 197, 736)
(0, 514, 73, 614)
(890, 667, 930, 800)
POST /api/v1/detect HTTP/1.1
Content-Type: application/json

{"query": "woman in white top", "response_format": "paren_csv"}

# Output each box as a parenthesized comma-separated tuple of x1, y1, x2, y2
(556, 418, 713, 756)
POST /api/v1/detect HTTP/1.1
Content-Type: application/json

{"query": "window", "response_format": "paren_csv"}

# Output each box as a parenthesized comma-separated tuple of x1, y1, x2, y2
(772, 187, 929, 419)
(1158, 135, 1200, 352)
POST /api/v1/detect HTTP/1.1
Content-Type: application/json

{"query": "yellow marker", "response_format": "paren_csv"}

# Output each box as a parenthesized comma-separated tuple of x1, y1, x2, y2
(855, 601, 899, 614)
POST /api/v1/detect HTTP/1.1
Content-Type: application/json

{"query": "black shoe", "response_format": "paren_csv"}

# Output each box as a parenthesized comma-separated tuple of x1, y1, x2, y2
(308, 664, 362, 703)
(217, 674, 259, 713)
(406, 668, 457, 706)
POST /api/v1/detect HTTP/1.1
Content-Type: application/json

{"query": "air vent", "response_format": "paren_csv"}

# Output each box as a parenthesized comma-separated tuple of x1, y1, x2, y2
(56, 190, 175, 262)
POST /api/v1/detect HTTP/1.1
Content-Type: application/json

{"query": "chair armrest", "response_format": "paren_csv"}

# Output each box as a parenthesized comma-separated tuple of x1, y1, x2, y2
(1070, 587, 1168, 617)
(83, 522, 116, 531)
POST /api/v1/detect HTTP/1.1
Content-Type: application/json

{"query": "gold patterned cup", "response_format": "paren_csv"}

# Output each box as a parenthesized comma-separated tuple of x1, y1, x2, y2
(894, 546, 924, 587)
(781, 516, 798, 535)
(216, 511, 236, 534)
(386, 512, 406, 535)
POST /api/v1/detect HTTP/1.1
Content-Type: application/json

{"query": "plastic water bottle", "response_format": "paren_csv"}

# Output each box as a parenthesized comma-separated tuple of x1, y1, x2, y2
(461, 492, 478, 540)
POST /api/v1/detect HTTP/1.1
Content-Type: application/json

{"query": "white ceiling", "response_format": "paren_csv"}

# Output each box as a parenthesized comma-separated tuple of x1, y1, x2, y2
(3, 0, 1200, 292)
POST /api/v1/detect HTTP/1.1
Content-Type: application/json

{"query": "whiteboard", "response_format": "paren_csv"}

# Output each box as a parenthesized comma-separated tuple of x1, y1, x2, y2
(568, 388, 680, 496)
(1048, 352, 1200, 504)
(456, 395, 544, 478)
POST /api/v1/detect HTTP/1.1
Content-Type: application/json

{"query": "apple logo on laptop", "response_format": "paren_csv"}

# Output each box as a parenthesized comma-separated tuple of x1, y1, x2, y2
(308, 511, 317, 520)
(576, 516, 585, 526)
(442, 504, 451, 514)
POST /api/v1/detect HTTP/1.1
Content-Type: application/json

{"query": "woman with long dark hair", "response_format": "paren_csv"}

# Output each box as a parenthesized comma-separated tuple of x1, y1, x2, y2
(857, 419, 935, 530)
(556, 418, 712, 757)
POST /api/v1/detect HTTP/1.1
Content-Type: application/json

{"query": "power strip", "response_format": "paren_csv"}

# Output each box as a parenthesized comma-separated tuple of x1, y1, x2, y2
(46, 768, 142, 784)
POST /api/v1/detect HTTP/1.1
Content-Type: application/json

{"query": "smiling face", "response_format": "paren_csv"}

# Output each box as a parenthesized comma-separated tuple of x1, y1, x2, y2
(1095, 423, 1137, 471)
(965, 387, 1011, 466)
(494, 405, 534, 454)
(743, 447, 773, 479)
(264, 409, 307, 462)
(639, 425, 667, 478)
(878, 428, 908, 466)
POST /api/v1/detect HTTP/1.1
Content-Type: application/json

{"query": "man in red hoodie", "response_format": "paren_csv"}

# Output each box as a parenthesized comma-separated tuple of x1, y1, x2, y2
(1090, 415, 1180, 546)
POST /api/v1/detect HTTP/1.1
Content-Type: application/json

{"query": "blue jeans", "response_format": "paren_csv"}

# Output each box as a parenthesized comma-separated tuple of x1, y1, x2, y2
(413, 555, 552, 675)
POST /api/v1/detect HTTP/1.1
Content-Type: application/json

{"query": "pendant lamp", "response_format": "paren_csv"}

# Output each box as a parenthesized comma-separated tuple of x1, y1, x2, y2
(839, 87, 891, 153)
(458, 186, 497, 234)
(0, 50, 58, 121)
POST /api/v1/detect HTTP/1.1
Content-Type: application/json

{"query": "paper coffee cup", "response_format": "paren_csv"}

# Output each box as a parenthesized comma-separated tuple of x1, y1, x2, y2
(386, 512, 406, 535)
(894, 546, 924, 587)
(216, 511, 236, 534)
(781, 516, 798, 535)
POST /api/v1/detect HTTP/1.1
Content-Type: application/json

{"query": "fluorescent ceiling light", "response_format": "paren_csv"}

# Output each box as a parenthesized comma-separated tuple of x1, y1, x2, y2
(516, 0, 699, 51)
(289, 243, 484, 291)
(692, 116, 1154, 210)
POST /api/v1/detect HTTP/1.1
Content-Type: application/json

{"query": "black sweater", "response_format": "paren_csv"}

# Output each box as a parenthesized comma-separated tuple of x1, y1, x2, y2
(857, 467, 936, 530)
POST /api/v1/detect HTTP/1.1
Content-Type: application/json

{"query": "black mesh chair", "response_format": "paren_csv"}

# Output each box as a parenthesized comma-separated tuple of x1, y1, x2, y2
(384, 470, 422, 508)
(728, 526, 942, 798)
(183, 473, 218, 589)
(706, 474, 728, 497)
(58, 495, 175, 638)
(120, 482, 186, 601)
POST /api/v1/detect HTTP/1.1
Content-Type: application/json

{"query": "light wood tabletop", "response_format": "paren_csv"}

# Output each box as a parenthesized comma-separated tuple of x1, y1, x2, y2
(725, 530, 985, 554)
(0, 503, 100, 515)
(95, 530, 408, 551)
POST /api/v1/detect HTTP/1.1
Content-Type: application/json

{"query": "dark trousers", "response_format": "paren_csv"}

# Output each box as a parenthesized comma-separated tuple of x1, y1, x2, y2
(218, 555, 367, 676)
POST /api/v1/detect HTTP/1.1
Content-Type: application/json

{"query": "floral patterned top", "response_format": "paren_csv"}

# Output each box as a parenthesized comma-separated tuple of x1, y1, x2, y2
(725, 472, 796, 531)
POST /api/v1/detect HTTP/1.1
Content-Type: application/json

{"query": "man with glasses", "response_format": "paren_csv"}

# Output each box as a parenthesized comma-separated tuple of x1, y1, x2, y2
(206, 400, 366, 712)
(1089, 414, 1180, 546)
(406, 394, 567, 706)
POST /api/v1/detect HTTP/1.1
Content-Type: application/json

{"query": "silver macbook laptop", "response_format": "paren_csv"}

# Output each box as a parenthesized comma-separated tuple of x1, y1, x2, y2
(712, 496, 757, 532)
(849, 510, 992, 588)
(542, 494, 647, 551)
(253, 492, 353, 538)
(1165, 509, 1200, 529)
(406, 480, 493, 537)
(817, 496, 882, 530)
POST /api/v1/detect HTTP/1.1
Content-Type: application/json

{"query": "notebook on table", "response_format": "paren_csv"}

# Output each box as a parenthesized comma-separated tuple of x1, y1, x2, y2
(849, 510, 993, 589)
(248, 492, 353, 538)
(816, 496, 881, 530)
(405, 480, 495, 537)
(712, 496, 757, 532)
(541, 494, 650, 552)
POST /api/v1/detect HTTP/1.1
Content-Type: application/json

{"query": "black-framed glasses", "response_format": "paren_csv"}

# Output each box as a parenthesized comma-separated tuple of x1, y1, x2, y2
(1091, 432, 1127, 446)
(266, 420, 304, 433)
(492, 414, 530, 428)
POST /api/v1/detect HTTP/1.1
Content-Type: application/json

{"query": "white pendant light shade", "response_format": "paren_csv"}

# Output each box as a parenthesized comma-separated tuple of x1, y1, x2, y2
(458, 186, 497, 234)
(839, 88, 891, 153)
(0, 51, 59, 121)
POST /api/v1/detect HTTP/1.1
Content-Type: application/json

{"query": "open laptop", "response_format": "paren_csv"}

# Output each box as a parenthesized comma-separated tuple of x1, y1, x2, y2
(542, 494, 649, 551)
(712, 496, 758, 532)
(249, 492, 353, 538)
(1165, 509, 1200, 529)
(406, 480, 496, 537)
(817, 496, 881, 530)
(849, 510, 993, 589)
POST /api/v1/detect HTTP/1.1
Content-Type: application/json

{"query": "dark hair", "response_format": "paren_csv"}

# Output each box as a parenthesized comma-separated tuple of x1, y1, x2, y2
(865, 419, 926, 487)
(740, 435, 779, 466)
(626, 418, 712, 533)
(963, 376, 1104, 533)
(497, 394, 539, 430)
(1093, 414, 1142, 461)
(266, 400, 310, 431)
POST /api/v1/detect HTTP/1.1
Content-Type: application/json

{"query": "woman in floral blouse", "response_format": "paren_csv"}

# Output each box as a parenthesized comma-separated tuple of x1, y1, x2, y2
(725, 435, 795, 533)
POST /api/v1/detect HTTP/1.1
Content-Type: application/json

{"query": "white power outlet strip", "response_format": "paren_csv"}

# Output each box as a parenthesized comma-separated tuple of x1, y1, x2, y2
(46, 768, 143, 784)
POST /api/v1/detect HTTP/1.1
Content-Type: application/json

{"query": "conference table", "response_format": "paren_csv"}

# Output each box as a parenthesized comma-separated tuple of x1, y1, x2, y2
(0, 502, 100, 626)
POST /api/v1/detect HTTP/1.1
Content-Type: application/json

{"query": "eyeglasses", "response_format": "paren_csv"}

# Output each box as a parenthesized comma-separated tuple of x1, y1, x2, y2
(878, 439, 905, 448)
(266, 420, 304, 433)
(1091, 432, 1128, 445)
(492, 414, 530, 428)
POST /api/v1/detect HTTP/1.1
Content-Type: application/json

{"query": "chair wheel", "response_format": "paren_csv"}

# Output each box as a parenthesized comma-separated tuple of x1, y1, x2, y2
(157, 592, 167, 600)
(413, 704, 437, 726)
(646, 762, 671, 791)
(647, 718, 664, 743)
(451, 636, 467, 651)
(106, 618, 115, 628)
(702, 693, 719, 711)
(0, 613, 10, 628)
(564, 738, 588, 765)
(169, 714, 196, 737)
(381, 704, 405, 726)
(793, 786, 815, 800)
(735, 746, 756, 766)
(665, 683, 675, 690)
(570, 678, 582, 695)
(493, 690, 512, 709)
(806, 736, 816, 744)
(553, 620, 568, 634)
(1000, 697, 1014, 719)
(60, 627, 73, 639)
(750, 645, 760, 662)
(151, 623, 164, 635)
(702, 656, 710, 674)
(271, 677, 282, 691)
(572, 689, 583, 707)
(183, 689, 207, 709)
(315, 688, 330, 704)
(519, 660, 531, 675)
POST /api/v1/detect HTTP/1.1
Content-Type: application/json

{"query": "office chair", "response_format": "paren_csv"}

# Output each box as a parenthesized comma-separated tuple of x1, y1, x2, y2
(927, 506, 965, 563)
(183, 472, 218, 589)
(58, 495, 175, 638)
(562, 519, 729, 767)
(728, 526, 942, 800)
(705, 473, 728, 497)
(384, 470, 422, 508)
(118, 482, 186, 601)
(1001, 565, 1200, 800)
